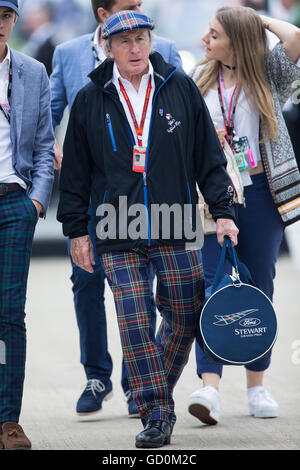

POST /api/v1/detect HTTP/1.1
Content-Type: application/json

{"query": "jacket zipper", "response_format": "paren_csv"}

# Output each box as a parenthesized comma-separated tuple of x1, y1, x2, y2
(106, 113, 117, 152)
(187, 181, 193, 221)
(121, 70, 176, 246)
(99, 190, 107, 237)
(143, 70, 177, 246)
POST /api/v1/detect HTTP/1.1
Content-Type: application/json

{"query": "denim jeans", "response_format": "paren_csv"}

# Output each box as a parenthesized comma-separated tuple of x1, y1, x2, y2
(68, 210, 113, 383)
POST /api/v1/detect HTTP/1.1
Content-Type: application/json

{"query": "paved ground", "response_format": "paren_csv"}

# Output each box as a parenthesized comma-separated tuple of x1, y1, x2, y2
(19, 252, 300, 451)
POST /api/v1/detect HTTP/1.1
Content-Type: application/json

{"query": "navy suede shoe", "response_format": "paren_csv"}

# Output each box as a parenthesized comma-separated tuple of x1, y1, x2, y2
(76, 379, 113, 419)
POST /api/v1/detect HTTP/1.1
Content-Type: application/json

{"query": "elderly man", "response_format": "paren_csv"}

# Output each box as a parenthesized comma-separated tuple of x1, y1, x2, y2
(50, 0, 183, 419)
(0, 0, 54, 450)
(57, 11, 238, 448)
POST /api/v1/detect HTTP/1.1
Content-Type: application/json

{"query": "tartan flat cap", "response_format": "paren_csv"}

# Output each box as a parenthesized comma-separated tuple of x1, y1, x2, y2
(102, 10, 155, 39)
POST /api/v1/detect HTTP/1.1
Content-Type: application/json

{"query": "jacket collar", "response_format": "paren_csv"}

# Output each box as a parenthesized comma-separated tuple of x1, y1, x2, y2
(10, 49, 25, 144)
(88, 51, 176, 96)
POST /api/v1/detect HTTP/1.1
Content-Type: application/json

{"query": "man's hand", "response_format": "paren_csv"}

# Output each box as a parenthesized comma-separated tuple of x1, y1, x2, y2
(216, 129, 226, 148)
(54, 140, 63, 170)
(216, 218, 239, 247)
(70, 235, 95, 273)
(31, 199, 43, 217)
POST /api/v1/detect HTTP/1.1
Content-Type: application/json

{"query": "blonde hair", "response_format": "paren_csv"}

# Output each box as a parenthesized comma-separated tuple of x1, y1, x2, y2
(197, 6, 278, 141)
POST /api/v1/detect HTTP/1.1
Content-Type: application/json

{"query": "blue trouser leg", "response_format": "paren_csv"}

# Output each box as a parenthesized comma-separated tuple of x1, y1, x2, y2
(69, 208, 113, 383)
(0, 190, 37, 423)
(121, 262, 157, 394)
(71, 207, 158, 394)
(234, 173, 283, 371)
(196, 173, 284, 377)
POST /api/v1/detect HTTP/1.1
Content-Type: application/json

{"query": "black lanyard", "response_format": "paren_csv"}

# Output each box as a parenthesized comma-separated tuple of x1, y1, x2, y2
(0, 59, 12, 125)
(91, 32, 102, 66)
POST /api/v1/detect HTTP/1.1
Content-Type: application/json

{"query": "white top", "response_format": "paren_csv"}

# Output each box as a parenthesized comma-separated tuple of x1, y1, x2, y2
(0, 47, 26, 188)
(93, 25, 107, 67)
(112, 60, 155, 147)
(204, 85, 261, 166)
(203, 54, 300, 161)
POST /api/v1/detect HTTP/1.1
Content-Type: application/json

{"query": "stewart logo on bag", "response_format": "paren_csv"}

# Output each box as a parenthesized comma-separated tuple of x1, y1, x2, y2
(213, 308, 268, 339)
(213, 309, 258, 326)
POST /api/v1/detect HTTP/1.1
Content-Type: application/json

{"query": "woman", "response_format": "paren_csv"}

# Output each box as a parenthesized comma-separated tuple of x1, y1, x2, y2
(187, 5, 300, 425)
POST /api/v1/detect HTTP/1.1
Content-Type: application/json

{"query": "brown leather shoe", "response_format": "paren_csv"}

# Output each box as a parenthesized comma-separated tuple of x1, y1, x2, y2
(0, 422, 32, 450)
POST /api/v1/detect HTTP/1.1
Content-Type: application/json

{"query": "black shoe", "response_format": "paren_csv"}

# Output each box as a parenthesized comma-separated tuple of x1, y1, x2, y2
(135, 420, 171, 448)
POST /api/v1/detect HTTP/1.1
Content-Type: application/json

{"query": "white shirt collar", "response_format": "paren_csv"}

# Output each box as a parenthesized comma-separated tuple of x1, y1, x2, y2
(93, 25, 107, 64)
(93, 25, 101, 48)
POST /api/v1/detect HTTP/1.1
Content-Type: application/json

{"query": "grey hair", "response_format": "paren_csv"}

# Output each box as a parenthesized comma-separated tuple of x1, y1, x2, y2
(103, 30, 154, 54)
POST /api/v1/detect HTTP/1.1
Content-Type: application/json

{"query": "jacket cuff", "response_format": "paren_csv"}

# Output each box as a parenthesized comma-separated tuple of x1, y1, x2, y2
(210, 204, 237, 223)
(68, 231, 89, 239)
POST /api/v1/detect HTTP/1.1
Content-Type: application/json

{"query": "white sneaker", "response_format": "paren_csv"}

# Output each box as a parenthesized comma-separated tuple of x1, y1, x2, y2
(247, 386, 278, 418)
(187, 386, 220, 425)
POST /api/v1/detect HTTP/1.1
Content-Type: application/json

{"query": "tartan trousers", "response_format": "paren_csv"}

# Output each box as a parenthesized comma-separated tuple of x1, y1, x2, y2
(100, 245, 204, 427)
(0, 189, 37, 423)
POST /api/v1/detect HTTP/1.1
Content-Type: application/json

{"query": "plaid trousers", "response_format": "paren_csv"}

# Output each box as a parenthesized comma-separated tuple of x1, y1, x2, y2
(0, 189, 37, 423)
(100, 245, 204, 427)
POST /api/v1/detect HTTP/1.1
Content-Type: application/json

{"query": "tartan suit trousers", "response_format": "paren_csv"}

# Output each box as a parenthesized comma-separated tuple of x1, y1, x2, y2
(100, 245, 204, 427)
(0, 189, 37, 423)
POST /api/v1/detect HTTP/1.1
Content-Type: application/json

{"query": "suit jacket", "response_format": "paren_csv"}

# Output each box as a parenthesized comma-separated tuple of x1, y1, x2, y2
(10, 49, 55, 213)
(50, 32, 184, 129)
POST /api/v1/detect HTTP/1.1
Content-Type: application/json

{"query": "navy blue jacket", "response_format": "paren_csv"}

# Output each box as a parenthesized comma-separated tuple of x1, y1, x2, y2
(57, 52, 235, 253)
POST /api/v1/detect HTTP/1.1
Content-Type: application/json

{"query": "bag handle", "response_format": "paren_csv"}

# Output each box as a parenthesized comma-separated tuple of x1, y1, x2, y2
(211, 236, 254, 294)
(225, 238, 254, 285)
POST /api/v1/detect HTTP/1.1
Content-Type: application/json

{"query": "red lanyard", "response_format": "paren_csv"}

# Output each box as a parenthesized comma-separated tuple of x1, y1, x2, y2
(217, 68, 238, 144)
(119, 75, 152, 147)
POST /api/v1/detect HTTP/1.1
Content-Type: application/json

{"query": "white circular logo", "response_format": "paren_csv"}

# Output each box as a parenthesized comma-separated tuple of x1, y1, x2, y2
(239, 318, 261, 327)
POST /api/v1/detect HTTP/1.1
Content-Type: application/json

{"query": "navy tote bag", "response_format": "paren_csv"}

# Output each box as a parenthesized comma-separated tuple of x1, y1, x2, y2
(197, 237, 277, 366)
